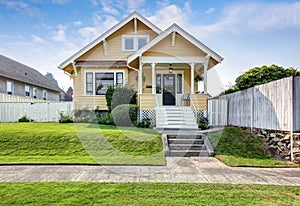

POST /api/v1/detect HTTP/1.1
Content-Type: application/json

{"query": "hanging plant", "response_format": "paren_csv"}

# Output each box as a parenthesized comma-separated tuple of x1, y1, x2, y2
(194, 74, 203, 82)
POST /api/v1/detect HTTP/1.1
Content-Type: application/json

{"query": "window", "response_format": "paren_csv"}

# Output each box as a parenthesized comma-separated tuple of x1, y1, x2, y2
(95, 73, 114, 95)
(42, 90, 47, 100)
(156, 74, 161, 94)
(25, 85, 31, 97)
(6, 80, 13, 95)
(33, 87, 38, 98)
(122, 35, 149, 51)
(86, 72, 93, 95)
(177, 74, 182, 94)
(116, 72, 123, 86)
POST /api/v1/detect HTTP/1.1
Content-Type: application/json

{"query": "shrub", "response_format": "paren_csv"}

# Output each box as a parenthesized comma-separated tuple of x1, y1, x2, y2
(105, 85, 137, 111)
(97, 112, 114, 125)
(197, 113, 209, 130)
(18, 116, 30, 122)
(74, 110, 97, 123)
(111, 104, 138, 127)
(134, 118, 151, 128)
(59, 112, 74, 123)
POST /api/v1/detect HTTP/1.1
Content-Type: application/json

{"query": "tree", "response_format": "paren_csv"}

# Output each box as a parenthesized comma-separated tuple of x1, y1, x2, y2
(226, 65, 300, 94)
(45, 72, 58, 87)
(64, 86, 73, 101)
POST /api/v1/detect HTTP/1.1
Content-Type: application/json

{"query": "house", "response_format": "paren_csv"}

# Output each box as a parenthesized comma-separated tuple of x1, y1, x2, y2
(58, 12, 223, 128)
(0, 54, 61, 101)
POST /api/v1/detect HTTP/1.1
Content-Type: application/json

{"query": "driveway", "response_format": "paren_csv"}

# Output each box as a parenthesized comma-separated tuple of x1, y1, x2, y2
(0, 157, 299, 185)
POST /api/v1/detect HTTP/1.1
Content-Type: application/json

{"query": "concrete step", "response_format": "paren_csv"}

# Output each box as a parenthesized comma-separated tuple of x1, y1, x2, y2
(169, 144, 206, 150)
(168, 138, 204, 144)
(168, 135, 203, 139)
(169, 150, 209, 157)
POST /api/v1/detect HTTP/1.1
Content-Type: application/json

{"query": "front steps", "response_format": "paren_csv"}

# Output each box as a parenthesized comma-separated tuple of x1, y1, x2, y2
(156, 106, 198, 129)
(164, 134, 214, 157)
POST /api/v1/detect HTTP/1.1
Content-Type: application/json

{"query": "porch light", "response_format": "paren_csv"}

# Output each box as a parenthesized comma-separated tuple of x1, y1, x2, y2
(169, 64, 173, 73)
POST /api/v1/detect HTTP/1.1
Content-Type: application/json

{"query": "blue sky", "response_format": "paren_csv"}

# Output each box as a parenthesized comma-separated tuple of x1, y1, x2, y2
(1, 0, 300, 94)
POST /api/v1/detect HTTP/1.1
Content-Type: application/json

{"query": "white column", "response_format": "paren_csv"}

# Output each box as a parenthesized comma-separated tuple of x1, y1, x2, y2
(204, 57, 209, 94)
(190, 63, 195, 94)
(152, 63, 156, 94)
(138, 62, 143, 94)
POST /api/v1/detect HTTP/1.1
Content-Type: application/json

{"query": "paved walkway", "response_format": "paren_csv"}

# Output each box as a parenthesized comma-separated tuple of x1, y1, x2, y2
(0, 157, 299, 185)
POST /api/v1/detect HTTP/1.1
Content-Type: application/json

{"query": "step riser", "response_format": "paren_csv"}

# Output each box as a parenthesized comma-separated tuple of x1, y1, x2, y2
(169, 152, 209, 157)
(168, 135, 203, 139)
(168, 140, 204, 144)
(169, 145, 206, 150)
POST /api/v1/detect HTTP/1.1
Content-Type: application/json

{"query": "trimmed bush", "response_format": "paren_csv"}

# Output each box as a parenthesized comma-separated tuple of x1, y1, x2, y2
(18, 116, 30, 122)
(111, 104, 138, 127)
(110, 86, 137, 111)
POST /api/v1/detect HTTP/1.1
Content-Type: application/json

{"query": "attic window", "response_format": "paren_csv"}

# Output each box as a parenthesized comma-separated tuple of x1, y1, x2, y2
(122, 35, 149, 51)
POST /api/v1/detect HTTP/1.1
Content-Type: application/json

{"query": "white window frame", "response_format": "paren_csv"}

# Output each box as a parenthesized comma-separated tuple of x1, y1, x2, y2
(84, 69, 125, 96)
(42, 90, 48, 100)
(24, 84, 31, 97)
(6, 80, 14, 95)
(122, 35, 149, 51)
(33, 87, 38, 98)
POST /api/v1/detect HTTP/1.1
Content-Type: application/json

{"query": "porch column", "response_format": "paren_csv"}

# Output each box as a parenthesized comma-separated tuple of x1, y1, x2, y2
(204, 56, 209, 94)
(190, 63, 195, 94)
(151, 63, 156, 94)
(138, 61, 143, 94)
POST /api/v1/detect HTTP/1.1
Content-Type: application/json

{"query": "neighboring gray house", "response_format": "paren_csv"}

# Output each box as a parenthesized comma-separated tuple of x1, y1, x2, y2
(0, 54, 61, 101)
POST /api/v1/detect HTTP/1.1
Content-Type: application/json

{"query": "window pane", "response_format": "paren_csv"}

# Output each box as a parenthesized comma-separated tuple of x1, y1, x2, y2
(7, 81, 12, 92)
(86, 73, 93, 95)
(25, 85, 30, 96)
(86, 73, 93, 83)
(125, 38, 134, 50)
(95, 73, 114, 95)
(43, 90, 47, 100)
(177, 74, 182, 94)
(156, 74, 161, 94)
(33, 88, 38, 98)
(116, 73, 123, 86)
(138, 38, 147, 49)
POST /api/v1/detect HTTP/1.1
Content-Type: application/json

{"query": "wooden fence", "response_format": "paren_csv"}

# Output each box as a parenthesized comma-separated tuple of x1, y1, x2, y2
(210, 76, 300, 131)
(208, 99, 228, 126)
(0, 102, 74, 122)
(0, 93, 47, 103)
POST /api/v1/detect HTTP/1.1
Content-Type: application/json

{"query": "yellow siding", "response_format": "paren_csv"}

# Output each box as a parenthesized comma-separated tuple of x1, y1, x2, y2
(77, 20, 158, 62)
(143, 33, 207, 57)
(190, 94, 207, 110)
(138, 93, 155, 110)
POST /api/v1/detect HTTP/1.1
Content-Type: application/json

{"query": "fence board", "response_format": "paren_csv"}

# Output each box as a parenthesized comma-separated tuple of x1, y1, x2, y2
(0, 102, 74, 122)
(208, 98, 227, 126)
(294, 76, 300, 131)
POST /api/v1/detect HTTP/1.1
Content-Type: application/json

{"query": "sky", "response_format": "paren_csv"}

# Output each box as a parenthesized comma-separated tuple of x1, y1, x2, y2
(0, 0, 300, 94)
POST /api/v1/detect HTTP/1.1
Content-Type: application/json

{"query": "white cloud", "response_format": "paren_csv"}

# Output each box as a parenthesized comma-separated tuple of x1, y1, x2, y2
(78, 27, 99, 39)
(73, 21, 82, 26)
(205, 8, 216, 14)
(101, 2, 119, 15)
(52, 25, 67, 42)
(0, 0, 41, 17)
(32, 35, 44, 43)
(127, 0, 145, 11)
(51, 0, 69, 4)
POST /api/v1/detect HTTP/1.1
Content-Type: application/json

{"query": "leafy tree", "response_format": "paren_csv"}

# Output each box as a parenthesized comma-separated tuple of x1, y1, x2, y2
(226, 65, 300, 94)
(64, 86, 73, 101)
(45, 72, 59, 87)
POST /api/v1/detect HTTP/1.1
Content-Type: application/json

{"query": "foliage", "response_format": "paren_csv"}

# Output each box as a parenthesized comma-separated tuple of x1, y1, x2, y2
(18, 116, 30, 122)
(0, 183, 299, 205)
(197, 113, 209, 130)
(58, 112, 74, 123)
(134, 118, 151, 128)
(105, 86, 115, 112)
(111, 104, 138, 127)
(205, 127, 297, 167)
(96, 112, 113, 125)
(225, 65, 300, 94)
(74, 110, 97, 123)
(0, 123, 164, 165)
(111, 85, 137, 111)
(63, 86, 73, 101)
(194, 74, 203, 82)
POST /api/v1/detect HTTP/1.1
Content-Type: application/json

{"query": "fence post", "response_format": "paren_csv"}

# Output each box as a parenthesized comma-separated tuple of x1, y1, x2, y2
(290, 77, 294, 162)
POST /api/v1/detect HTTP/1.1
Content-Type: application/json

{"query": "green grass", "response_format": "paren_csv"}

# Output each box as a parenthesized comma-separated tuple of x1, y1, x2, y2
(0, 123, 164, 165)
(206, 127, 298, 167)
(0, 182, 299, 205)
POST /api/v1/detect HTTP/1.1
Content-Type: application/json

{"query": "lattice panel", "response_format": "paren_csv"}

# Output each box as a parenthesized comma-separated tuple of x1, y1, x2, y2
(193, 110, 207, 123)
(139, 110, 156, 122)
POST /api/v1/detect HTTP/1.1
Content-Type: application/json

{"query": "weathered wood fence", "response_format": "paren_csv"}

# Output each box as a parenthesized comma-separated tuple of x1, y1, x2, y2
(0, 102, 74, 122)
(209, 76, 300, 132)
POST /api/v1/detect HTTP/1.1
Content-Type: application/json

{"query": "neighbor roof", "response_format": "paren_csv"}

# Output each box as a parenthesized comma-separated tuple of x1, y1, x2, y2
(0, 54, 61, 92)
(58, 11, 162, 70)
(128, 23, 224, 64)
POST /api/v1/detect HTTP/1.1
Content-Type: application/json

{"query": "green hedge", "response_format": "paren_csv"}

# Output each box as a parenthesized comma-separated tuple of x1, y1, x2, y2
(111, 104, 138, 127)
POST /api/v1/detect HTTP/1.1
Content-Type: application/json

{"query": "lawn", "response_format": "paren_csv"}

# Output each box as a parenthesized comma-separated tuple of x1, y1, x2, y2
(205, 127, 298, 167)
(0, 182, 299, 205)
(0, 123, 164, 165)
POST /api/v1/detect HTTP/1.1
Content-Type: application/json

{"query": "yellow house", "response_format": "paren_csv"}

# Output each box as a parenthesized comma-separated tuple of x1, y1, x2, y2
(58, 12, 223, 129)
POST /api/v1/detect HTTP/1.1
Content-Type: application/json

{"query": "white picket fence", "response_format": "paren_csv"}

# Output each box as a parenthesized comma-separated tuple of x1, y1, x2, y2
(0, 102, 74, 122)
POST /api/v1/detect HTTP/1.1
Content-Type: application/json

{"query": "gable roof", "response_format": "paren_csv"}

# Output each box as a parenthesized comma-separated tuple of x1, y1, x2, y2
(0, 54, 61, 93)
(58, 11, 162, 70)
(128, 23, 223, 64)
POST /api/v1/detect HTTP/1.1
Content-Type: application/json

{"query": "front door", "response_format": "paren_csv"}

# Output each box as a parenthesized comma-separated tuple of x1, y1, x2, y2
(163, 74, 176, 105)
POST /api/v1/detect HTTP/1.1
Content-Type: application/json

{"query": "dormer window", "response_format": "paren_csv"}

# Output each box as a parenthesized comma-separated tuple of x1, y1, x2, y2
(122, 35, 149, 51)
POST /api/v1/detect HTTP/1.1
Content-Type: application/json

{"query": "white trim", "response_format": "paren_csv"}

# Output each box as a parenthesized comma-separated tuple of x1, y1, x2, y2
(83, 69, 125, 96)
(58, 11, 161, 70)
(128, 23, 223, 64)
(141, 56, 207, 64)
(33, 87, 38, 98)
(151, 63, 156, 94)
(171, 31, 176, 47)
(122, 34, 149, 51)
(190, 63, 195, 94)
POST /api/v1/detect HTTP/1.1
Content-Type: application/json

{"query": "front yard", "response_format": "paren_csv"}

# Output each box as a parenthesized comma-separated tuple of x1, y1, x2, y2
(0, 182, 299, 205)
(0, 123, 165, 165)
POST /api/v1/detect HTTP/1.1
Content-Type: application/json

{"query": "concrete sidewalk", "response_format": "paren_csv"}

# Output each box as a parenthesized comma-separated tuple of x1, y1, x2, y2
(0, 157, 299, 185)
